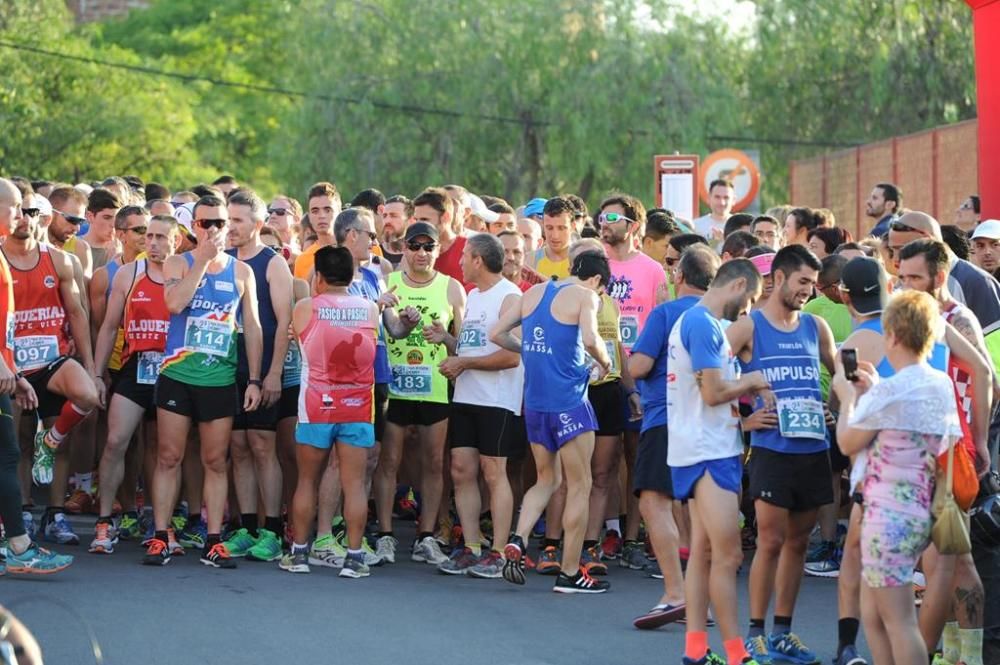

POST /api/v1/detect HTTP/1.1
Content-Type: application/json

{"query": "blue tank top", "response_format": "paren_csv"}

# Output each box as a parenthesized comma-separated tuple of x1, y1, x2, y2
(160, 253, 240, 386)
(744, 311, 828, 454)
(522, 281, 589, 412)
(281, 340, 301, 388)
(226, 247, 278, 377)
(855, 318, 949, 378)
(347, 266, 391, 384)
(106, 258, 120, 299)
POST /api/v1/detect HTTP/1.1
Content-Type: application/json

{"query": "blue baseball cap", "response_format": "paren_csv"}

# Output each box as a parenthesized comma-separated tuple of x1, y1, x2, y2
(523, 198, 547, 218)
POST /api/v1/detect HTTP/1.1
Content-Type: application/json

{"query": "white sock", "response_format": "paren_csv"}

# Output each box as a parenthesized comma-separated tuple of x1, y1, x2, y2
(605, 519, 621, 534)
(943, 622, 960, 663)
(959, 627, 983, 665)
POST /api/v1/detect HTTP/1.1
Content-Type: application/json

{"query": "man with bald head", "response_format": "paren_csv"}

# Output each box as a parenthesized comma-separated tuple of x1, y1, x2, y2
(887, 211, 1000, 371)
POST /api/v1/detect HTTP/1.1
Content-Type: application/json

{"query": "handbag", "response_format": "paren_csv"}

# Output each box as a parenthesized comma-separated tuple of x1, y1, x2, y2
(932, 434, 972, 555)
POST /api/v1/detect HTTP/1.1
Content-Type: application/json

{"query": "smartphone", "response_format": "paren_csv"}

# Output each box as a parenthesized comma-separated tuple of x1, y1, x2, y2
(842, 348, 858, 382)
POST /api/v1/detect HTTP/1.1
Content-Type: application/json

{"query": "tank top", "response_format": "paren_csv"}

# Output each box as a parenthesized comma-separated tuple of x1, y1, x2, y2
(64, 236, 77, 253)
(855, 317, 949, 377)
(5, 244, 70, 373)
(281, 339, 302, 388)
(385, 271, 453, 404)
(121, 260, 170, 387)
(522, 281, 589, 412)
(590, 293, 622, 386)
(226, 246, 278, 377)
(104, 258, 127, 372)
(297, 292, 377, 424)
(160, 253, 241, 387)
(0, 253, 16, 372)
(744, 310, 827, 454)
(90, 245, 109, 270)
(434, 236, 471, 290)
(453, 279, 524, 413)
(941, 304, 978, 458)
(347, 266, 391, 384)
(534, 249, 569, 281)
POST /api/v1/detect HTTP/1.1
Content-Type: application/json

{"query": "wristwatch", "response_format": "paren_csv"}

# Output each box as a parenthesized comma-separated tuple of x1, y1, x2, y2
(248, 379, 262, 388)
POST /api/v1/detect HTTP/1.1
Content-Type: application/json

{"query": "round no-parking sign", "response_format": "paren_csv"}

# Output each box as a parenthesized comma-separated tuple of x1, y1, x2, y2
(699, 149, 761, 212)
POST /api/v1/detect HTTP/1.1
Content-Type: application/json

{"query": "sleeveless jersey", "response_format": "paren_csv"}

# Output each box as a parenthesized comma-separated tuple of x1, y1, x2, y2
(744, 310, 828, 454)
(160, 253, 240, 387)
(121, 260, 170, 386)
(855, 318, 948, 377)
(297, 292, 377, 424)
(281, 339, 302, 389)
(534, 249, 569, 281)
(453, 279, 524, 414)
(5, 244, 70, 373)
(0, 253, 16, 372)
(105, 258, 127, 372)
(226, 246, 278, 378)
(347, 266, 391, 384)
(385, 271, 453, 404)
(590, 293, 622, 386)
(606, 252, 666, 352)
(522, 281, 589, 413)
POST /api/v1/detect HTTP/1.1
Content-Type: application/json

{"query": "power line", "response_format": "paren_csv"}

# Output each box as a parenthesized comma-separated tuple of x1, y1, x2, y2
(0, 40, 549, 128)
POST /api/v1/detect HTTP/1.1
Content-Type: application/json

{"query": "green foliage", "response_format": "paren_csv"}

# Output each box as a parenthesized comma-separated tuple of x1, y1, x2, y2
(0, 0, 977, 211)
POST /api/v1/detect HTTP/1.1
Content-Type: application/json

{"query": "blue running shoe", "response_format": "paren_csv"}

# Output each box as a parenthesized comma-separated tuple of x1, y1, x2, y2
(532, 517, 546, 539)
(43, 512, 79, 545)
(767, 632, 819, 665)
(6, 542, 72, 575)
(178, 520, 207, 549)
(745, 635, 773, 665)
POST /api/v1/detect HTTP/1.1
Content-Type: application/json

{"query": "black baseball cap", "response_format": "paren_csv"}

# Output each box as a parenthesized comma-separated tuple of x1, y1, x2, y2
(840, 257, 888, 315)
(404, 222, 439, 243)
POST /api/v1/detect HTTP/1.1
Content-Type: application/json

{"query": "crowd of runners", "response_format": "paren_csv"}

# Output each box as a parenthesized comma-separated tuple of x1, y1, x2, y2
(0, 173, 997, 665)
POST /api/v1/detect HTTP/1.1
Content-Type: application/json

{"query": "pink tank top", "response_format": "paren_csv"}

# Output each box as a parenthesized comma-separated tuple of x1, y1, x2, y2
(297, 292, 378, 424)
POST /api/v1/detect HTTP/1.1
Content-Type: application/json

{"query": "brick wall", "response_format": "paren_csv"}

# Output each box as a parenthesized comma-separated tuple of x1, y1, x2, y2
(65, 0, 149, 23)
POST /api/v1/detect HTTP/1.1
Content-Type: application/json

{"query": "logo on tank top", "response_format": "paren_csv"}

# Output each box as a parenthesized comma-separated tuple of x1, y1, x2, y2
(523, 326, 553, 355)
(216, 281, 234, 292)
(406, 350, 424, 365)
(322, 393, 334, 408)
(43, 276, 56, 288)
(606, 275, 634, 303)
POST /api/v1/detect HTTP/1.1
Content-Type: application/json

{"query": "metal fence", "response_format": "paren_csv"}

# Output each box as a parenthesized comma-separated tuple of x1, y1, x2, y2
(788, 119, 978, 238)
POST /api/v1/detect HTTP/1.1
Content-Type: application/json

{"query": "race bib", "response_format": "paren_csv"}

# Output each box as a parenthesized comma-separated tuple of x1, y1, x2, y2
(390, 365, 432, 397)
(619, 316, 639, 348)
(458, 324, 487, 351)
(184, 317, 232, 357)
(14, 335, 59, 372)
(777, 398, 826, 440)
(136, 351, 163, 385)
(588, 340, 619, 381)
(283, 343, 301, 372)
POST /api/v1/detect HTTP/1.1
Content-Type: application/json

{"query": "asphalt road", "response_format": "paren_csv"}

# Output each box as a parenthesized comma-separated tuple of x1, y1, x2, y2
(1, 516, 861, 665)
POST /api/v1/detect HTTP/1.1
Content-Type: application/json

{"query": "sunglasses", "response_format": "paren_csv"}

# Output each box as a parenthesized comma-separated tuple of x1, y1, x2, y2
(21, 208, 39, 218)
(598, 212, 634, 225)
(267, 208, 289, 216)
(354, 228, 378, 241)
(406, 241, 437, 252)
(127, 226, 147, 235)
(54, 209, 86, 225)
(665, 257, 679, 267)
(195, 218, 226, 230)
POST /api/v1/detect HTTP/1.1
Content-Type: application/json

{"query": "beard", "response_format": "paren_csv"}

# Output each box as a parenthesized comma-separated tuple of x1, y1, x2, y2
(722, 299, 744, 322)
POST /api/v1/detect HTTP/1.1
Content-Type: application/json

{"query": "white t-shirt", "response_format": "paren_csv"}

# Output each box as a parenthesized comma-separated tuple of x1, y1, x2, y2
(666, 305, 743, 467)
(692, 214, 725, 242)
(453, 278, 524, 414)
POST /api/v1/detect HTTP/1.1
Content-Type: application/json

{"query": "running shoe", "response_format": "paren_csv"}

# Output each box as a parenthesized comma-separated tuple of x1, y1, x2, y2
(805, 539, 836, 564)
(536, 545, 562, 575)
(646, 560, 664, 579)
(393, 487, 419, 520)
(89, 521, 118, 554)
(333, 531, 383, 566)
(339, 555, 370, 579)
(502, 537, 526, 585)
(553, 567, 610, 594)
(170, 508, 187, 534)
(31, 430, 55, 486)
(804, 549, 841, 578)
(309, 534, 346, 568)
(531, 517, 546, 539)
(620, 541, 653, 570)
(222, 528, 257, 558)
(468, 550, 503, 579)
(681, 650, 727, 665)
(434, 515, 454, 548)
(247, 528, 283, 562)
(142, 538, 171, 566)
(167, 528, 184, 556)
(43, 512, 79, 545)
(201, 542, 237, 569)
(22, 510, 35, 539)
(601, 529, 623, 560)
(279, 550, 310, 574)
(375, 534, 398, 564)
(745, 636, 773, 665)
(767, 632, 819, 665)
(633, 603, 686, 630)
(438, 547, 482, 575)
(118, 513, 141, 541)
(5, 542, 72, 575)
(177, 520, 207, 549)
(836, 645, 867, 665)
(412, 535, 448, 565)
(64, 489, 93, 515)
(581, 545, 608, 576)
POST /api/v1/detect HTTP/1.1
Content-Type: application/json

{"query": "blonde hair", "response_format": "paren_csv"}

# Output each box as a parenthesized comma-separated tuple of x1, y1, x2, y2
(882, 290, 938, 358)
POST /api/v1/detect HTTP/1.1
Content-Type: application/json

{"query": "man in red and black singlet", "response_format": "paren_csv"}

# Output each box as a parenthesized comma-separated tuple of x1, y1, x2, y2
(0, 180, 100, 547)
(89, 215, 180, 555)
(0, 178, 72, 573)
